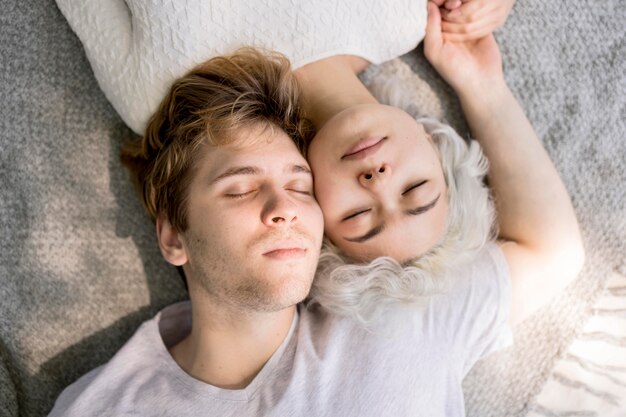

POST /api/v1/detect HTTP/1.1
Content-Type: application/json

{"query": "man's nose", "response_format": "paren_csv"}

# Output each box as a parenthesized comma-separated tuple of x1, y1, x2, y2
(261, 189, 298, 227)
(358, 163, 391, 189)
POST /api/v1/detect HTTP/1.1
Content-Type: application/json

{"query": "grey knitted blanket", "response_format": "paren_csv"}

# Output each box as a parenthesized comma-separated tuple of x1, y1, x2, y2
(1, 0, 624, 416)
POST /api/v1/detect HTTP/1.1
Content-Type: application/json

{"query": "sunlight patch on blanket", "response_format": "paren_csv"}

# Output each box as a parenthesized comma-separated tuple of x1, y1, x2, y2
(526, 272, 626, 417)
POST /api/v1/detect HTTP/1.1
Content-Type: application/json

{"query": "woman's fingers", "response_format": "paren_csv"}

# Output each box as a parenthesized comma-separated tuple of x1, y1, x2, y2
(424, 2, 444, 59)
(442, 24, 494, 42)
(442, 0, 514, 30)
(444, 0, 462, 10)
(442, 0, 490, 23)
(440, 0, 507, 41)
(441, 16, 496, 34)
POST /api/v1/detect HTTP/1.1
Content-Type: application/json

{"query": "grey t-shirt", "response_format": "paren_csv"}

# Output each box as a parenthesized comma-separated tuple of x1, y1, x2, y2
(49, 244, 512, 417)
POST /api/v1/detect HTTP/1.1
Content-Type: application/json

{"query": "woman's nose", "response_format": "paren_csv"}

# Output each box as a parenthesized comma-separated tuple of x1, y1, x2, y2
(358, 163, 391, 188)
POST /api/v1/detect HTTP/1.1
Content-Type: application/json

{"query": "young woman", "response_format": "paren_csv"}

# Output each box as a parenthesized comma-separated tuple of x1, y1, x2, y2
(305, 5, 585, 324)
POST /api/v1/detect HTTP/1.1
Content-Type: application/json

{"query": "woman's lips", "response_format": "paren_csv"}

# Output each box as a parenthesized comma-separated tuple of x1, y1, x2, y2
(341, 137, 385, 160)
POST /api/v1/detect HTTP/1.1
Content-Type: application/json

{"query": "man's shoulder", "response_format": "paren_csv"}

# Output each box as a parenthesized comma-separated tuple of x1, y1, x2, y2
(47, 365, 115, 417)
(47, 305, 185, 417)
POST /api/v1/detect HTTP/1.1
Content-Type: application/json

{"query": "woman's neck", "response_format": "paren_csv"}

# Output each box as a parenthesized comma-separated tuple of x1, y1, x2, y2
(294, 55, 378, 128)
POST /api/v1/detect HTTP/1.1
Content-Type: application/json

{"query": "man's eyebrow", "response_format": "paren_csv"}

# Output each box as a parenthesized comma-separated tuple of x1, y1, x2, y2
(210, 164, 310, 185)
(210, 166, 262, 185)
(290, 164, 311, 174)
(344, 194, 441, 244)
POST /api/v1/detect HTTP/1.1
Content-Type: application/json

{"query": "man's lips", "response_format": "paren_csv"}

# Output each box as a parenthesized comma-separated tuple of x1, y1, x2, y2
(263, 239, 306, 259)
(262, 247, 307, 259)
(341, 137, 385, 160)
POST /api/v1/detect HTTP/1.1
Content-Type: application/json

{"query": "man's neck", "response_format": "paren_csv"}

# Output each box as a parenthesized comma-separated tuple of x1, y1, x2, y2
(169, 294, 296, 390)
(294, 55, 378, 128)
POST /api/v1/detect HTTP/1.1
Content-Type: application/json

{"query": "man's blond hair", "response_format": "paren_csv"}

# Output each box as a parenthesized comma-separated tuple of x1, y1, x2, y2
(121, 48, 312, 232)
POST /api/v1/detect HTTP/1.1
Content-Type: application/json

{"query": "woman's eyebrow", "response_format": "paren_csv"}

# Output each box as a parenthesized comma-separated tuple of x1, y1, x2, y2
(405, 194, 440, 216)
(344, 194, 441, 244)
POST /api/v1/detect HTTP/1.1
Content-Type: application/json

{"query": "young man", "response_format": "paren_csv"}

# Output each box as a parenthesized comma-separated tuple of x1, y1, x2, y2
(49, 4, 583, 416)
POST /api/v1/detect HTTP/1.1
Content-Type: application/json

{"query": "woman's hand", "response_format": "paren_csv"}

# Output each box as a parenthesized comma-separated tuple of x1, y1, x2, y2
(424, 1, 503, 97)
(436, 0, 516, 42)
(430, 0, 464, 12)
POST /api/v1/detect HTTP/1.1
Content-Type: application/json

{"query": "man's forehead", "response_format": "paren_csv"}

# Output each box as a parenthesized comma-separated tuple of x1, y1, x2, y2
(209, 124, 301, 154)
(234, 123, 300, 148)
(196, 127, 309, 180)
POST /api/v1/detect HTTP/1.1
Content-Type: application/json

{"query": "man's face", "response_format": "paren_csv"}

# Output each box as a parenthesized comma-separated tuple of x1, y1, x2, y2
(169, 125, 324, 312)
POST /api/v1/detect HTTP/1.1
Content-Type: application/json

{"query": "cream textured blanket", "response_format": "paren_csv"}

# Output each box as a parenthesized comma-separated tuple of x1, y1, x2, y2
(0, 0, 624, 416)
(55, 0, 426, 134)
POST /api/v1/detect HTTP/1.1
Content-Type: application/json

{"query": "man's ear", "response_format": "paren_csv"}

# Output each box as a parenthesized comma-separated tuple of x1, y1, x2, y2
(156, 215, 188, 266)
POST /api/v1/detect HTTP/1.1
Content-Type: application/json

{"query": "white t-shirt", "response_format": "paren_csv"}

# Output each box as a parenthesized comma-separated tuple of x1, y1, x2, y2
(55, 0, 427, 134)
(49, 244, 512, 417)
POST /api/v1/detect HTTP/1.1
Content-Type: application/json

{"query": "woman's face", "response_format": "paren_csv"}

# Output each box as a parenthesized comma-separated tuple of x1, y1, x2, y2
(307, 104, 448, 262)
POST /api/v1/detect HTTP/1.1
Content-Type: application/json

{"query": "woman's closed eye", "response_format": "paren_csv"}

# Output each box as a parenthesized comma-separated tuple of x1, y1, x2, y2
(342, 208, 371, 221)
(402, 180, 427, 196)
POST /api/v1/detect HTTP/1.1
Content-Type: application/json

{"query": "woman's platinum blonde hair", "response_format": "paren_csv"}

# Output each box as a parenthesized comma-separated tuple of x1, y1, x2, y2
(308, 97, 496, 323)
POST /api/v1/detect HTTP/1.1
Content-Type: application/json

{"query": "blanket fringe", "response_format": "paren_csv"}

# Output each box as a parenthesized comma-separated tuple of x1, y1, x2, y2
(606, 286, 626, 297)
(526, 274, 626, 416)
(551, 372, 620, 406)
(527, 403, 596, 417)
(562, 353, 626, 387)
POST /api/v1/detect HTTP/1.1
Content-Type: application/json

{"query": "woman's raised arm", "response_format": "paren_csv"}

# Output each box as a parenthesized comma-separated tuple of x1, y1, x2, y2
(424, 2, 585, 326)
